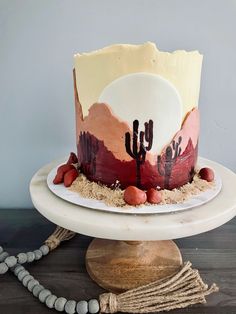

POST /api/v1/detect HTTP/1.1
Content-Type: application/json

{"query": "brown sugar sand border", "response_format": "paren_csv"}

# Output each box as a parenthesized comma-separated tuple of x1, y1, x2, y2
(69, 173, 214, 208)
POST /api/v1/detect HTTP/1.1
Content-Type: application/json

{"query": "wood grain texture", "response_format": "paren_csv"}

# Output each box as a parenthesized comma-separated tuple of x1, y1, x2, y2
(0, 208, 236, 314)
(86, 239, 182, 292)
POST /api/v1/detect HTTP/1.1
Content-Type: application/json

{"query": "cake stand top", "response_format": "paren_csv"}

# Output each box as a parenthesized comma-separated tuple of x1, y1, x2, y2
(30, 157, 236, 241)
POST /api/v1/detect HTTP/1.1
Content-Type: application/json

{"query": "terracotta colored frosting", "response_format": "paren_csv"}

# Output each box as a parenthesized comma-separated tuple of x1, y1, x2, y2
(77, 103, 133, 162)
(74, 70, 200, 190)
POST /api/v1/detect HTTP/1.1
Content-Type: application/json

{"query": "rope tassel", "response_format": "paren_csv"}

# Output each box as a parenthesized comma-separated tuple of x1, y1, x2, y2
(99, 262, 219, 313)
(0, 227, 219, 313)
(45, 226, 76, 251)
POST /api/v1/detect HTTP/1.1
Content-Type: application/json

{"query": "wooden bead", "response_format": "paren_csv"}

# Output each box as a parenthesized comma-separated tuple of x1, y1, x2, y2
(26, 252, 35, 263)
(0, 252, 9, 262)
(34, 249, 43, 260)
(55, 297, 67, 312)
(88, 299, 99, 314)
(17, 253, 27, 264)
(32, 284, 44, 297)
(14, 265, 24, 276)
(5, 256, 17, 268)
(22, 274, 34, 287)
(0, 262, 8, 274)
(65, 300, 76, 314)
(39, 289, 51, 303)
(10, 262, 20, 272)
(18, 269, 29, 281)
(39, 245, 49, 256)
(76, 301, 88, 314)
(46, 295, 57, 309)
(27, 279, 39, 292)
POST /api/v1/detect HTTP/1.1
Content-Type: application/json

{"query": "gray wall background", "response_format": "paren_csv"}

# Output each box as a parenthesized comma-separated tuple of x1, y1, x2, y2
(0, 0, 236, 209)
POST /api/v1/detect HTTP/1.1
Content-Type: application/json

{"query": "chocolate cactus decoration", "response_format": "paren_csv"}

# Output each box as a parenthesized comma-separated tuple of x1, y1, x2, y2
(125, 120, 153, 187)
(157, 136, 182, 189)
(79, 132, 99, 176)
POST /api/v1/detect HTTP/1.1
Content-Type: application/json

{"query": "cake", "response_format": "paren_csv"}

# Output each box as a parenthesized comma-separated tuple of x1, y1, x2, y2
(73, 42, 203, 191)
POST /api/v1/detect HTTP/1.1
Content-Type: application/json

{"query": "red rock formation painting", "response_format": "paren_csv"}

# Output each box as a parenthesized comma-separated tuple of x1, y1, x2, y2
(77, 131, 198, 190)
(74, 71, 199, 190)
(172, 107, 199, 153)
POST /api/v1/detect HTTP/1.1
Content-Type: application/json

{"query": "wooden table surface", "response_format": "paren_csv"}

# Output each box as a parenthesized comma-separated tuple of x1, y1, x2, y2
(0, 208, 236, 314)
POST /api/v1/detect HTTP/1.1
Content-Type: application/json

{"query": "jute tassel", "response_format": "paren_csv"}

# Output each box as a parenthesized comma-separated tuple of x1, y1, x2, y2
(45, 226, 76, 251)
(99, 262, 219, 313)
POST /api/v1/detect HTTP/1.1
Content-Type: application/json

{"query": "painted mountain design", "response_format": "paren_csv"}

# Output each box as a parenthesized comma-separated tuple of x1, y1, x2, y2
(77, 132, 197, 190)
(74, 71, 200, 190)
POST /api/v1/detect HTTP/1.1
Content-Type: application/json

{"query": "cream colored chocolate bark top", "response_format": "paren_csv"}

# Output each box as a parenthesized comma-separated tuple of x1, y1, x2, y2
(74, 42, 203, 118)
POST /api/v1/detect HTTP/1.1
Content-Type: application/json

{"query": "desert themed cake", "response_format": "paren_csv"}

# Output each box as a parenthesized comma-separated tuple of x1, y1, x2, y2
(53, 42, 215, 207)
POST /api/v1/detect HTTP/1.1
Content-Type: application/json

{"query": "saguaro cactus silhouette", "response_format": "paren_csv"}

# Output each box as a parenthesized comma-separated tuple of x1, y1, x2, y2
(79, 132, 99, 176)
(157, 136, 182, 189)
(125, 119, 153, 187)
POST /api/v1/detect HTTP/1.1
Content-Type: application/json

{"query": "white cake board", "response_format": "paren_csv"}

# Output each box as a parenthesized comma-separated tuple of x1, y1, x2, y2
(30, 157, 236, 241)
(47, 161, 222, 215)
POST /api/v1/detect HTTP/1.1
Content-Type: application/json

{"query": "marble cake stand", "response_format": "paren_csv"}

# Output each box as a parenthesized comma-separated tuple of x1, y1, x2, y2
(30, 157, 236, 292)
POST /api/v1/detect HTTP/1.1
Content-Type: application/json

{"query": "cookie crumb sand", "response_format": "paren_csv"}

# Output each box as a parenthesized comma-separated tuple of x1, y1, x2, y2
(70, 173, 214, 208)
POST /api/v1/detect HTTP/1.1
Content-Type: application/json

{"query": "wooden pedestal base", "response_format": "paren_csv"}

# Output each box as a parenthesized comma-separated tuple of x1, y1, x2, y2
(86, 239, 182, 293)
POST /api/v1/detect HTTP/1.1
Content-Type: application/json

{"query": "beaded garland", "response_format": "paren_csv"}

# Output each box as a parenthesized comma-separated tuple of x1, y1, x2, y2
(0, 226, 219, 314)
(0, 244, 100, 314)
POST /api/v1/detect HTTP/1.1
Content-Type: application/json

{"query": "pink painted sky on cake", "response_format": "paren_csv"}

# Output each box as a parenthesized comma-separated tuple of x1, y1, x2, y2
(76, 101, 199, 165)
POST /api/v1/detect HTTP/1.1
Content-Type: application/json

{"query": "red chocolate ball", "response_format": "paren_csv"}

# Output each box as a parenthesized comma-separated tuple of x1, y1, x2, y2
(124, 186, 147, 206)
(146, 188, 162, 204)
(199, 167, 214, 182)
